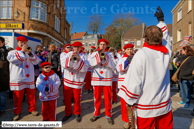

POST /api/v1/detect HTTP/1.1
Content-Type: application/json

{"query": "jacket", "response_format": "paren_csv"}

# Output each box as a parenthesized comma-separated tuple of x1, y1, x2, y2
(118, 22, 172, 118)
(61, 51, 89, 89)
(88, 51, 116, 86)
(0, 45, 9, 91)
(7, 50, 40, 91)
(36, 72, 60, 101)
(60, 51, 69, 77)
(46, 51, 60, 69)
(178, 55, 194, 81)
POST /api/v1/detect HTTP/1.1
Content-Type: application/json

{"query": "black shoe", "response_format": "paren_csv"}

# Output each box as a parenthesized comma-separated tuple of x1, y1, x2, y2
(90, 116, 100, 122)
(0, 111, 5, 117)
(62, 115, 72, 122)
(75, 114, 81, 122)
(107, 117, 113, 125)
(91, 90, 93, 93)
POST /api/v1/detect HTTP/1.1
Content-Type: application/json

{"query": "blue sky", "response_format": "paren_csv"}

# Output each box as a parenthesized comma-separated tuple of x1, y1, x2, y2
(65, 0, 179, 34)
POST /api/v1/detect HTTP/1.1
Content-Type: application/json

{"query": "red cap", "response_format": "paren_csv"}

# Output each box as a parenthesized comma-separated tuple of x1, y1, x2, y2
(118, 49, 122, 52)
(40, 62, 52, 68)
(98, 39, 109, 45)
(123, 44, 134, 49)
(16, 36, 28, 42)
(82, 47, 85, 50)
(64, 44, 71, 48)
(91, 46, 96, 49)
(72, 42, 83, 47)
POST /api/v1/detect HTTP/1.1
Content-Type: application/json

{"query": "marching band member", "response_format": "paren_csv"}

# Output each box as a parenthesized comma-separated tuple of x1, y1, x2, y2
(61, 42, 89, 122)
(88, 39, 116, 125)
(60, 44, 72, 99)
(118, 6, 173, 129)
(108, 47, 119, 104)
(116, 43, 134, 129)
(85, 46, 96, 93)
(7, 36, 40, 121)
(36, 62, 61, 121)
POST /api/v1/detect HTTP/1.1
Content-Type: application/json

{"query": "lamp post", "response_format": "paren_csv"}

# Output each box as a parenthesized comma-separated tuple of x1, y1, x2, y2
(14, 8, 26, 21)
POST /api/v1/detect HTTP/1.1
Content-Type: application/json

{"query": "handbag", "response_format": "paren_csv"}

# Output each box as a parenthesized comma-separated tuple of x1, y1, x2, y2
(171, 56, 190, 82)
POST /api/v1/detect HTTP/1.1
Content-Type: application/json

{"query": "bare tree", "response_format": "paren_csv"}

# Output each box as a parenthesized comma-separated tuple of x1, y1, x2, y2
(87, 15, 105, 34)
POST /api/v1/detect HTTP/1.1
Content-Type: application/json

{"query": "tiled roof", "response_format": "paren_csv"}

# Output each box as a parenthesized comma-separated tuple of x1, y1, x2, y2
(71, 32, 86, 40)
(122, 25, 143, 39)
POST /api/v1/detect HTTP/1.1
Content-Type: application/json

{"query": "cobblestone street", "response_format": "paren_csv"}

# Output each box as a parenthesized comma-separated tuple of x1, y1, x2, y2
(0, 85, 194, 129)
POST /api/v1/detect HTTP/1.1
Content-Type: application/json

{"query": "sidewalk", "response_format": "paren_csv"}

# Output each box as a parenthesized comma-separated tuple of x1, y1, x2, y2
(0, 85, 194, 128)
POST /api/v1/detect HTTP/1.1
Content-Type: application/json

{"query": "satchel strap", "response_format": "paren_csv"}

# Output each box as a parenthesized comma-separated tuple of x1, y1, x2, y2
(176, 56, 190, 72)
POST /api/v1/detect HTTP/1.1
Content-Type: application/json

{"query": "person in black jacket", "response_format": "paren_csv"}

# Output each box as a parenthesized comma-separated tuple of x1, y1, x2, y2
(46, 44, 61, 76)
(0, 37, 9, 117)
(177, 45, 194, 108)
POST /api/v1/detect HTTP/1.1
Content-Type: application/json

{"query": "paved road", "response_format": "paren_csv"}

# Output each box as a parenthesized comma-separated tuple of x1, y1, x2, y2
(0, 85, 194, 129)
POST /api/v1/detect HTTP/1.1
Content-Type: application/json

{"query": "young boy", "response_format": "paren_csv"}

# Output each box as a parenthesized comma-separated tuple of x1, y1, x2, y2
(36, 62, 61, 121)
(116, 43, 134, 129)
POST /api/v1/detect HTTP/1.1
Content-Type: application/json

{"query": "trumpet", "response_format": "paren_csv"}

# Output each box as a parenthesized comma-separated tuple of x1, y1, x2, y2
(26, 46, 32, 52)
(72, 52, 78, 63)
(99, 50, 106, 59)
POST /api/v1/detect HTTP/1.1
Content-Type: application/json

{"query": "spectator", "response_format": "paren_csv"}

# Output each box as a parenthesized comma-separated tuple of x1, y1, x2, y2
(39, 51, 48, 73)
(0, 37, 9, 117)
(34, 45, 42, 57)
(177, 45, 194, 108)
(8, 47, 14, 51)
(46, 44, 61, 76)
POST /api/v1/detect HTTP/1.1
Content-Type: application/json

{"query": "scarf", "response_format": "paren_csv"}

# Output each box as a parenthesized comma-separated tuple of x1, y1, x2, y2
(143, 42, 168, 54)
(0, 45, 6, 61)
(42, 70, 55, 81)
(97, 47, 108, 52)
(122, 53, 130, 58)
(16, 46, 22, 51)
(64, 50, 69, 53)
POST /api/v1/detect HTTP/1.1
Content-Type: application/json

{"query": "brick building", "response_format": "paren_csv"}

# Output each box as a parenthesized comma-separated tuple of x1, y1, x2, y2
(82, 34, 101, 51)
(171, 0, 193, 52)
(0, 0, 70, 47)
(121, 23, 172, 50)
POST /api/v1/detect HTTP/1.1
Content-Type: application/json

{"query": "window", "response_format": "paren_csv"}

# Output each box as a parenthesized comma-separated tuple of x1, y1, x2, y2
(177, 7, 182, 21)
(130, 41, 134, 44)
(0, 0, 12, 19)
(55, 15, 60, 32)
(82, 43, 85, 47)
(57, 0, 60, 9)
(30, 0, 47, 22)
(188, 0, 192, 12)
(177, 28, 182, 41)
(189, 22, 192, 36)
(85, 43, 88, 46)
(137, 40, 141, 46)
(89, 42, 91, 46)
(93, 42, 95, 46)
(124, 41, 128, 45)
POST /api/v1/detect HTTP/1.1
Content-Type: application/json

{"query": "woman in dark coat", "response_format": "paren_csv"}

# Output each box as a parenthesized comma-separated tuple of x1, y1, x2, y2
(177, 45, 194, 108)
(46, 44, 61, 76)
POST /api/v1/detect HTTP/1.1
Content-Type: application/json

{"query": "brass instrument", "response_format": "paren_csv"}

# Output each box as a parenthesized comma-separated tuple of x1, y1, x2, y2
(72, 52, 78, 63)
(26, 46, 32, 52)
(99, 49, 106, 59)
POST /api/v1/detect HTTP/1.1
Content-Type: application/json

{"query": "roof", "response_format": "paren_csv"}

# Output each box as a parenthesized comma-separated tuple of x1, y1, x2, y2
(71, 32, 87, 40)
(171, 0, 184, 13)
(122, 25, 143, 39)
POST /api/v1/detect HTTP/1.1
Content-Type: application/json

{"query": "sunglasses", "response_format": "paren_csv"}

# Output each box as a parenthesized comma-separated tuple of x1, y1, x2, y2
(66, 47, 71, 48)
(44, 66, 51, 69)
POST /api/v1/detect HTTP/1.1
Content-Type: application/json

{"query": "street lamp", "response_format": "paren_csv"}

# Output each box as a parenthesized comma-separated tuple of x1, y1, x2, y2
(14, 8, 26, 21)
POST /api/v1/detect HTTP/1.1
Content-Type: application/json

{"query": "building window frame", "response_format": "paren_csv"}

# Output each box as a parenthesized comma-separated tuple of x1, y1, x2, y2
(177, 7, 182, 22)
(89, 42, 91, 46)
(57, 0, 60, 9)
(130, 41, 134, 45)
(30, 0, 47, 23)
(85, 43, 88, 46)
(93, 42, 95, 46)
(189, 21, 192, 36)
(137, 40, 141, 46)
(55, 15, 60, 33)
(124, 40, 128, 46)
(177, 28, 182, 42)
(0, 0, 13, 19)
(188, 0, 192, 12)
